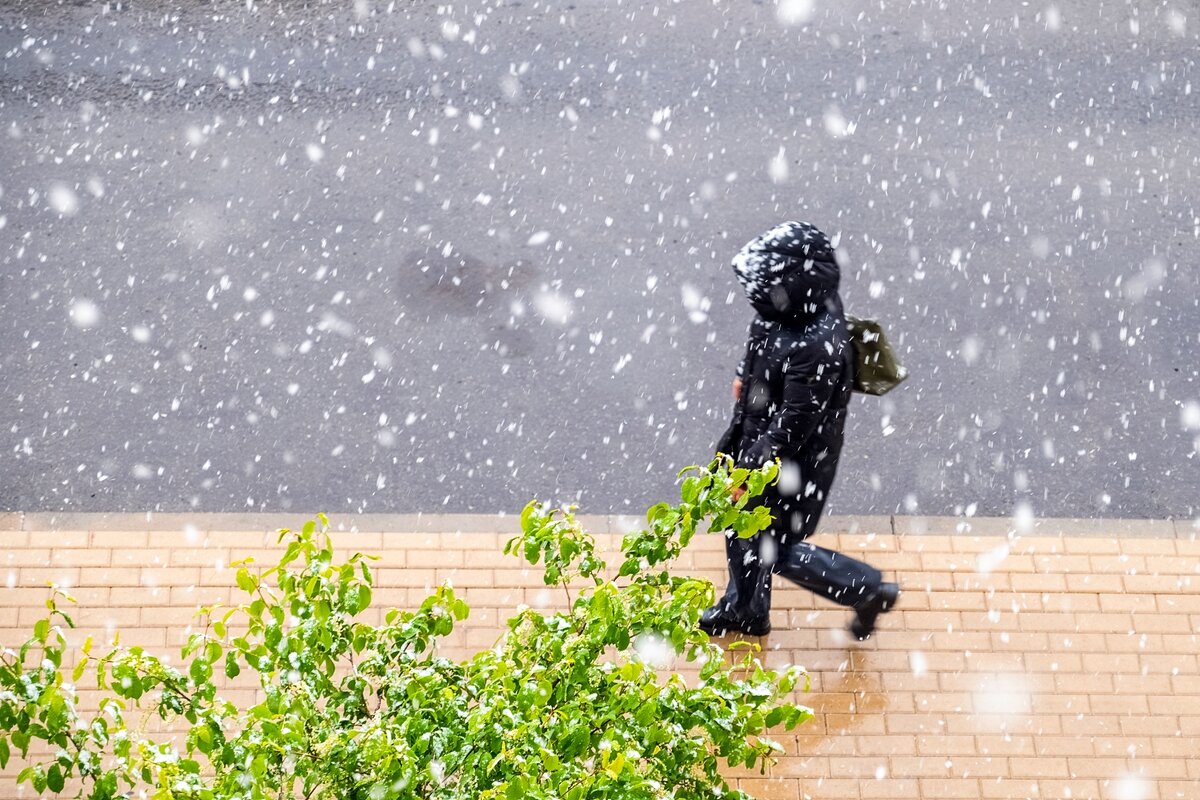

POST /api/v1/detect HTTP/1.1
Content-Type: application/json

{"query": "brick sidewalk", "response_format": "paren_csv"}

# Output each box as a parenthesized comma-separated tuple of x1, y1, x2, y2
(1, 513, 1198, 799)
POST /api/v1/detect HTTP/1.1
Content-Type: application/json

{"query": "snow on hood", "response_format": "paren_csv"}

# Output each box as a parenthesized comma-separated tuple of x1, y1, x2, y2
(730, 221, 841, 324)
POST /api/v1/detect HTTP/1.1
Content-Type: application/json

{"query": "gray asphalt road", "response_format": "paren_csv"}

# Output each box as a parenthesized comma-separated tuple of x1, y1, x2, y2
(1, 0, 1197, 520)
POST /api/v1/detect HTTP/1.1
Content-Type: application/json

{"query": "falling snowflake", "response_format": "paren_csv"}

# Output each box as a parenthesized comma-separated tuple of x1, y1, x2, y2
(48, 183, 80, 215)
(533, 290, 573, 325)
(70, 299, 100, 329)
(776, 0, 814, 26)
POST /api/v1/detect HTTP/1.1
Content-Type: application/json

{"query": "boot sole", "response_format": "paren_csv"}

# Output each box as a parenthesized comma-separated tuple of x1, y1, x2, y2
(700, 621, 771, 637)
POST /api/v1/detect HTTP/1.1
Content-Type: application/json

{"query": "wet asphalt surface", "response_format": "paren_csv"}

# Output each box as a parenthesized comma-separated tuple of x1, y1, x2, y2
(1, 0, 1197, 519)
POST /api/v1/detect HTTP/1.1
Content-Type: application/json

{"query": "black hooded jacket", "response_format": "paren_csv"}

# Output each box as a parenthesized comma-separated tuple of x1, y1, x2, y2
(717, 221, 855, 536)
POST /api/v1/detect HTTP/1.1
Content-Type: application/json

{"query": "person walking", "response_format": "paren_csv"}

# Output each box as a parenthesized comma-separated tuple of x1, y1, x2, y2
(701, 221, 900, 640)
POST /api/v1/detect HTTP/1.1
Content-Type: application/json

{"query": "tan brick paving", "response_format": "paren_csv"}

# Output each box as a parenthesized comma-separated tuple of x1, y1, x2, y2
(1, 517, 1198, 799)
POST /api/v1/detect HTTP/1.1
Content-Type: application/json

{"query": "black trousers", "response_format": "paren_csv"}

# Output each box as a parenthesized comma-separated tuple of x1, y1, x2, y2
(720, 409, 881, 619)
(719, 527, 883, 621)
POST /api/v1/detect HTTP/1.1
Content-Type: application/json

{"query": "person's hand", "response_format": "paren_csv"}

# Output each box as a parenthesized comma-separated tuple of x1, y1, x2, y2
(731, 486, 745, 504)
(732, 377, 743, 401)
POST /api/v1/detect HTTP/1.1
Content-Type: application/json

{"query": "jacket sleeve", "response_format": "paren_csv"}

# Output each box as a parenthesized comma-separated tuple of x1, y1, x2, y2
(737, 348, 842, 468)
(735, 320, 755, 378)
(737, 316, 773, 378)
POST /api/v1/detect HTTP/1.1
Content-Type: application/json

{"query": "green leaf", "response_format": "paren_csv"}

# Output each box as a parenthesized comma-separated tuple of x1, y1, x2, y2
(787, 706, 814, 728)
(603, 751, 626, 778)
(235, 568, 257, 594)
(195, 725, 214, 755)
(560, 537, 580, 562)
(524, 538, 540, 564)
(349, 584, 372, 615)
(520, 501, 538, 532)
(47, 764, 64, 793)
(189, 658, 212, 684)
(0, 736, 9, 770)
(646, 502, 670, 523)
(281, 541, 302, 566)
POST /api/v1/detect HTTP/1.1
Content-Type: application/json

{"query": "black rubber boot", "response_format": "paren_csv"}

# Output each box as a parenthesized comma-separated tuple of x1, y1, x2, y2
(698, 604, 771, 637)
(848, 582, 900, 640)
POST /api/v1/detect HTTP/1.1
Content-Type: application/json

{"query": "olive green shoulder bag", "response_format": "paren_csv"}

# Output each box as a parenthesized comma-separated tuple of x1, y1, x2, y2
(846, 316, 908, 396)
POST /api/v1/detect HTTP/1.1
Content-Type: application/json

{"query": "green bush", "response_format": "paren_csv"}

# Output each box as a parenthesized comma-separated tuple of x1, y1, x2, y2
(1, 457, 812, 799)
